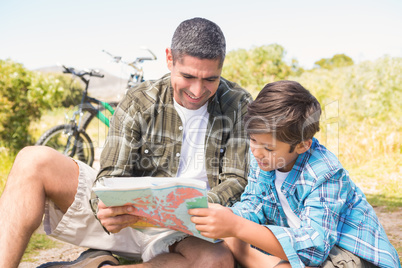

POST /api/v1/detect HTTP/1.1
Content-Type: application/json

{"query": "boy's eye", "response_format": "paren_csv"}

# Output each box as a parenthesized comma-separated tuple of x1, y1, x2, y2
(265, 147, 273, 152)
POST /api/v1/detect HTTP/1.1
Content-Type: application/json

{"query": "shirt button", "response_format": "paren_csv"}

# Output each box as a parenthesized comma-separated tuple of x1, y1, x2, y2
(220, 148, 224, 153)
(179, 126, 183, 130)
(144, 149, 149, 154)
(176, 153, 181, 157)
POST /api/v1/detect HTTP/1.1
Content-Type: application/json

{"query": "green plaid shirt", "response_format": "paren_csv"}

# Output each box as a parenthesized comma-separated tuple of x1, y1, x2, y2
(96, 74, 252, 206)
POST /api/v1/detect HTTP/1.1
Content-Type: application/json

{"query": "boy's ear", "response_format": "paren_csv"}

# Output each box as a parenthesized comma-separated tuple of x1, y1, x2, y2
(295, 139, 313, 154)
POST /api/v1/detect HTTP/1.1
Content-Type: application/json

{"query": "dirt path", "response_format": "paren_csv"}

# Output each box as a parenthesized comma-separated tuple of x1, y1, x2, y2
(19, 206, 402, 267)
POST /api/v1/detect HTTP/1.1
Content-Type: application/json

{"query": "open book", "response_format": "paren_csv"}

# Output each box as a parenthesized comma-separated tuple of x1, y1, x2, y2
(93, 177, 214, 243)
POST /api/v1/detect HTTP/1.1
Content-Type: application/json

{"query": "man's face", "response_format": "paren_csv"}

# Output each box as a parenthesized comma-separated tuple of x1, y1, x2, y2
(166, 48, 222, 110)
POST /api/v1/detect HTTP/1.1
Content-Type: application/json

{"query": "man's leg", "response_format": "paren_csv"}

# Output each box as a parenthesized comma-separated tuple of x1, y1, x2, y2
(130, 237, 235, 268)
(0, 146, 79, 268)
(224, 237, 290, 268)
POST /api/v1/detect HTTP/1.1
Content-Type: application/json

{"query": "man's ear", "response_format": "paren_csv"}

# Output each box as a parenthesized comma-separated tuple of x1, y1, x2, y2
(295, 139, 313, 154)
(166, 48, 173, 71)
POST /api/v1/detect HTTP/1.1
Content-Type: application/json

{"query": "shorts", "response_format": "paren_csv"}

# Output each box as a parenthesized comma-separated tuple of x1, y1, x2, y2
(259, 245, 378, 267)
(43, 159, 189, 262)
(322, 246, 379, 268)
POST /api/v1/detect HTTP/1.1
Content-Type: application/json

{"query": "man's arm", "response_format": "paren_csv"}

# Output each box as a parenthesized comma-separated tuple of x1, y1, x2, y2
(97, 91, 146, 180)
(91, 93, 144, 233)
(206, 85, 252, 206)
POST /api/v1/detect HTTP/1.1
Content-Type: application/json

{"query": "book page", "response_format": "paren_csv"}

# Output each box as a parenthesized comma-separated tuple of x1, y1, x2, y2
(93, 177, 214, 242)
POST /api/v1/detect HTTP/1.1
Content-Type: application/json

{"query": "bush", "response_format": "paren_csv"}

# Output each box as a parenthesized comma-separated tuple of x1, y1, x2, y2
(0, 59, 64, 152)
(222, 44, 303, 95)
(290, 56, 402, 196)
(47, 73, 83, 108)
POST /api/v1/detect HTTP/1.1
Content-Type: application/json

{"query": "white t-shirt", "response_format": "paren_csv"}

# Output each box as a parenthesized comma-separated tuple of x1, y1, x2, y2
(173, 99, 210, 189)
(275, 170, 301, 228)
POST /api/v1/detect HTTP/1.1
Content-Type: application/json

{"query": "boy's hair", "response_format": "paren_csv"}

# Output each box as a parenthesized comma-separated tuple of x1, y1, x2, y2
(244, 80, 321, 152)
(171, 17, 226, 68)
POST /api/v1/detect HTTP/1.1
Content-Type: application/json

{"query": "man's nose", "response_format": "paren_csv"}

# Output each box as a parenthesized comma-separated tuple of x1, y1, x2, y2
(189, 80, 204, 97)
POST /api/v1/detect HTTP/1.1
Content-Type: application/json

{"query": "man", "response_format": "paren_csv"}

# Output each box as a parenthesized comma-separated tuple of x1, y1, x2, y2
(0, 17, 252, 267)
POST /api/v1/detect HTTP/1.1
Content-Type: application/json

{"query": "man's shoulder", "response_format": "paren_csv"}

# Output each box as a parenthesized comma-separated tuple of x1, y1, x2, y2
(214, 77, 253, 108)
(218, 77, 251, 97)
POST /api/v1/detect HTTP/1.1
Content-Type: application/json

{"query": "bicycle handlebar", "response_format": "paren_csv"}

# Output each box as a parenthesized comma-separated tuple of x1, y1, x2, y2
(90, 71, 104, 78)
(102, 48, 157, 67)
(62, 65, 104, 78)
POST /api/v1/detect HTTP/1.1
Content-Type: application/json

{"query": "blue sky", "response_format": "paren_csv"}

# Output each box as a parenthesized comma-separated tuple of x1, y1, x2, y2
(1, 0, 401, 79)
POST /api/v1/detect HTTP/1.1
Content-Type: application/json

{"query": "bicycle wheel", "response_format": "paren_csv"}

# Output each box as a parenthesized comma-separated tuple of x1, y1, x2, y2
(35, 124, 95, 166)
(81, 111, 96, 131)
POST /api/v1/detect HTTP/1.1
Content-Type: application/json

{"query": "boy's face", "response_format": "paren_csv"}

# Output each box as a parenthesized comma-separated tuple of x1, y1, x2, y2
(249, 133, 303, 173)
(166, 48, 222, 110)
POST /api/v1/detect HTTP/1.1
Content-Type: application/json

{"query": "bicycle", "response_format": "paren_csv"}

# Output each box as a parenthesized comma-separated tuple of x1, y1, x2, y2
(35, 66, 112, 166)
(102, 47, 157, 89)
(35, 49, 157, 166)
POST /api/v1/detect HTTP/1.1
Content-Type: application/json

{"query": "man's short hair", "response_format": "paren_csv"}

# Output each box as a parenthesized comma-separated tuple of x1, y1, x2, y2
(244, 80, 321, 151)
(171, 17, 226, 67)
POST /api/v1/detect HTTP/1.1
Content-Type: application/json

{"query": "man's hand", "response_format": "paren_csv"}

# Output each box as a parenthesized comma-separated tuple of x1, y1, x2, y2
(96, 200, 141, 233)
(188, 203, 239, 239)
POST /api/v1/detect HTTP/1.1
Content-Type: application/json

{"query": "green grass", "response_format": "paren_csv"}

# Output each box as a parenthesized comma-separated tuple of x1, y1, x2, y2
(21, 234, 61, 262)
(0, 149, 15, 196)
(29, 107, 68, 143)
(366, 194, 402, 212)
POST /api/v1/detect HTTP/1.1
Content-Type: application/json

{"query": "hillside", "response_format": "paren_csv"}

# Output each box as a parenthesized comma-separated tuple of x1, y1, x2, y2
(35, 66, 128, 102)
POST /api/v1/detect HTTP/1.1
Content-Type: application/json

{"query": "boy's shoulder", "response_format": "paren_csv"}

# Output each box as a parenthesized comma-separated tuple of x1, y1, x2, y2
(298, 138, 344, 178)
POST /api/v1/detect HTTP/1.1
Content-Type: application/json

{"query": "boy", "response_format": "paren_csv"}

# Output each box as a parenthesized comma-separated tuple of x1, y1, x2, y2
(189, 81, 400, 268)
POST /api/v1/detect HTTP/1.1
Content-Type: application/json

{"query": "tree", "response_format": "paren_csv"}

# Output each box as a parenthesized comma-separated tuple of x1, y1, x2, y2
(222, 44, 302, 94)
(314, 53, 354, 70)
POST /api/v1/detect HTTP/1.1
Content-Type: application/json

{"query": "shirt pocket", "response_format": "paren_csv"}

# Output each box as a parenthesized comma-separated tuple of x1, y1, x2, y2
(136, 141, 166, 172)
(261, 185, 281, 223)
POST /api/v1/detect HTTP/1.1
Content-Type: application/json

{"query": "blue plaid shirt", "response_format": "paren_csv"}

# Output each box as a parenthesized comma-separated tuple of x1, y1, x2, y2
(231, 138, 400, 268)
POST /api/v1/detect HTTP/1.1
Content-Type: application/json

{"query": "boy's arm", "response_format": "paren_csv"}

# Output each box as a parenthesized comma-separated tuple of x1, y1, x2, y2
(189, 203, 288, 261)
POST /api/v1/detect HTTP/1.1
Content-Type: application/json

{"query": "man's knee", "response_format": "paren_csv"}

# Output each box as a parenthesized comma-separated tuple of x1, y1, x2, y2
(173, 237, 234, 268)
(14, 146, 65, 171)
(197, 242, 234, 268)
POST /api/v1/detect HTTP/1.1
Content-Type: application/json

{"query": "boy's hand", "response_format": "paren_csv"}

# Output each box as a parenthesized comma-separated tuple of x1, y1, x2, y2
(96, 200, 140, 233)
(188, 203, 238, 239)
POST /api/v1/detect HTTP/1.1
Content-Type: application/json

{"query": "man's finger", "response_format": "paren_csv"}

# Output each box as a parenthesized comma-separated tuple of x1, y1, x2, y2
(101, 214, 136, 225)
(98, 204, 135, 217)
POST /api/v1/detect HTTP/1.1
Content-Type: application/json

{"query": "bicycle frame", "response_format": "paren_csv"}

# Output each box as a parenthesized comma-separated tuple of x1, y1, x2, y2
(84, 96, 114, 127)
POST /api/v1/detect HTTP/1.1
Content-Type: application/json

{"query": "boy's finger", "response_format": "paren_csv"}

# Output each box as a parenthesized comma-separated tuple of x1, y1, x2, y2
(188, 208, 209, 216)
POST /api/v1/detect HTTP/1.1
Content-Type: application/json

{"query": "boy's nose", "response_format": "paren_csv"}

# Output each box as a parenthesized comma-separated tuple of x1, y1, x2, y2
(252, 146, 264, 159)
